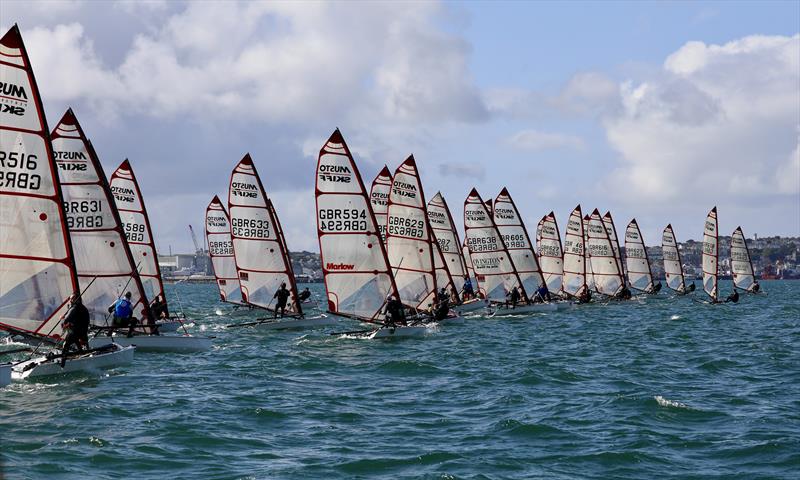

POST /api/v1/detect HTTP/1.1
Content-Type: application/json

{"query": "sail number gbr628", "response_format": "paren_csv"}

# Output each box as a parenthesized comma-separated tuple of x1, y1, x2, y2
(319, 208, 368, 232)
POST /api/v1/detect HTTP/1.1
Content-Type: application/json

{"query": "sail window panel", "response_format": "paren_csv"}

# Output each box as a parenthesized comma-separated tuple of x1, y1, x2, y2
(232, 238, 285, 272)
(0, 259, 71, 331)
(318, 194, 374, 234)
(316, 153, 363, 194)
(60, 184, 117, 230)
(241, 271, 292, 308)
(70, 230, 132, 275)
(51, 137, 100, 184)
(0, 131, 54, 196)
(109, 177, 143, 212)
(229, 172, 266, 208)
(0, 69, 41, 132)
(79, 276, 145, 325)
(0, 196, 68, 258)
(319, 233, 388, 272)
(127, 243, 158, 276)
(117, 210, 152, 245)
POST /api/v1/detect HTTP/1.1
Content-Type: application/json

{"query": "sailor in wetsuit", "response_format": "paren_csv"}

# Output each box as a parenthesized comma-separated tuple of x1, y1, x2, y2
(725, 290, 739, 303)
(298, 288, 312, 302)
(60, 293, 90, 367)
(462, 277, 474, 300)
(384, 295, 406, 327)
(273, 283, 291, 318)
(533, 283, 550, 303)
(506, 286, 521, 308)
(434, 290, 450, 320)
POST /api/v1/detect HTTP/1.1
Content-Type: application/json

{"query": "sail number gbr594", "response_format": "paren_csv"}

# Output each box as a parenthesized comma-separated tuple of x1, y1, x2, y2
(319, 208, 368, 232)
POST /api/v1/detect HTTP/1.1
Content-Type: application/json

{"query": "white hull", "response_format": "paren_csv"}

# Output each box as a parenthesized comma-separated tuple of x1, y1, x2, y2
(454, 299, 488, 314)
(435, 314, 465, 325)
(490, 302, 558, 315)
(155, 319, 182, 333)
(12, 344, 134, 380)
(254, 315, 338, 330)
(1, 363, 11, 387)
(89, 334, 212, 352)
(368, 325, 429, 339)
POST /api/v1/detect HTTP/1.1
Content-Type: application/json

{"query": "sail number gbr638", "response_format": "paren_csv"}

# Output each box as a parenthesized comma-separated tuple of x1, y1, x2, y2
(319, 208, 368, 232)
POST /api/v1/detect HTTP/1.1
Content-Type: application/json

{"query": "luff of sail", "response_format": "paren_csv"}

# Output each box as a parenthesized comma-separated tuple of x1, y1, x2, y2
(493, 188, 544, 296)
(0, 25, 79, 339)
(562, 205, 587, 298)
(587, 209, 625, 296)
(205, 195, 244, 304)
(109, 159, 167, 314)
(536, 212, 564, 294)
(315, 129, 398, 321)
(51, 109, 150, 325)
(369, 166, 392, 245)
(427, 192, 468, 293)
(386, 156, 440, 310)
(602, 211, 625, 279)
(624, 219, 655, 293)
(731, 226, 757, 292)
(228, 154, 299, 313)
(702, 207, 719, 302)
(464, 188, 525, 302)
(662, 224, 687, 293)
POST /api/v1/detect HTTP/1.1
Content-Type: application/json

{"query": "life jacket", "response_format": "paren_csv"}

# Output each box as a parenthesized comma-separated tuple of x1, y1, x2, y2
(115, 298, 133, 318)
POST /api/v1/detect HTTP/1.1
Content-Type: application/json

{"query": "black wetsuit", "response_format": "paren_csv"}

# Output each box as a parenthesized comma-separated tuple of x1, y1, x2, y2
(385, 299, 405, 326)
(274, 287, 291, 318)
(434, 296, 449, 321)
(298, 290, 311, 302)
(508, 288, 521, 308)
(725, 290, 739, 303)
(61, 302, 90, 367)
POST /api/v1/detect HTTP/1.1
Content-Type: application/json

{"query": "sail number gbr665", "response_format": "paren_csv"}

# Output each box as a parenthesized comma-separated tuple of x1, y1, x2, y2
(319, 208, 368, 232)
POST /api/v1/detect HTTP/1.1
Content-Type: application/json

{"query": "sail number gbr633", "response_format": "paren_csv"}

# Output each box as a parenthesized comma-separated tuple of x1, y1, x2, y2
(319, 208, 368, 232)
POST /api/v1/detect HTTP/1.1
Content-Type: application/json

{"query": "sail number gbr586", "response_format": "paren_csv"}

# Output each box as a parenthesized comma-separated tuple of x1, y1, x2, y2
(319, 208, 368, 232)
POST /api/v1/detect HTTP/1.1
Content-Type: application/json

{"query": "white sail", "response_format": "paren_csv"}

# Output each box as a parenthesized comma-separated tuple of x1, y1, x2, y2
(536, 212, 563, 293)
(702, 206, 719, 302)
(562, 205, 586, 297)
(624, 219, 655, 292)
(52, 109, 150, 325)
(662, 224, 687, 293)
(386, 156, 442, 310)
(731, 226, 757, 292)
(462, 239, 476, 283)
(0, 25, 79, 340)
(587, 209, 624, 296)
(315, 130, 398, 321)
(109, 159, 166, 314)
(583, 214, 596, 292)
(464, 188, 524, 301)
(228, 154, 299, 313)
(493, 188, 544, 295)
(602, 211, 625, 278)
(369, 166, 392, 245)
(427, 192, 468, 293)
(205, 195, 244, 304)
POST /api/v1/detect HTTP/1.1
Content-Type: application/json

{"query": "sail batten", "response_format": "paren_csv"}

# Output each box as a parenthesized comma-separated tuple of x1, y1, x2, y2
(536, 212, 564, 293)
(52, 109, 150, 325)
(624, 219, 655, 292)
(464, 188, 525, 301)
(228, 155, 299, 313)
(702, 207, 719, 302)
(0, 25, 80, 340)
(315, 130, 398, 322)
(494, 188, 544, 296)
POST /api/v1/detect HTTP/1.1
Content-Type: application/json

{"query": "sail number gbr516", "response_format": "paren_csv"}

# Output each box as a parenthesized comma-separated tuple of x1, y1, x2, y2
(319, 208, 368, 232)
(0, 151, 41, 190)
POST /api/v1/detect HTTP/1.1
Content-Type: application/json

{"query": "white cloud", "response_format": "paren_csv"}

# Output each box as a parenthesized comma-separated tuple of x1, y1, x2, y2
(506, 129, 585, 151)
(603, 34, 800, 205)
(438, 162, 485, 180)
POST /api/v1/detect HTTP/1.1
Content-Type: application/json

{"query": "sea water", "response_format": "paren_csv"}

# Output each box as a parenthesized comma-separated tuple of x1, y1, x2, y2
(1, 280, 798, 479)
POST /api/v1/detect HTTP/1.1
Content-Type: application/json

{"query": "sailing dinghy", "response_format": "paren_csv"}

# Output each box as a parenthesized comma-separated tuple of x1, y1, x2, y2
(701, 207, 724, 303)
(536, 212, 564, 297)
(427, 192, 485, 313)
(587, 209, 627, 298)
(562, 206, 589, 301)
(101, 159, 212, 351)
(731, 227, 760, 293)
(315, 130, 430, 338)
(624, 219, 661, 294)
(227, 154, 335, 330)
(0, 24, 135, 377)
(464, 189, 555, 314)
(662, 224, 694, 295)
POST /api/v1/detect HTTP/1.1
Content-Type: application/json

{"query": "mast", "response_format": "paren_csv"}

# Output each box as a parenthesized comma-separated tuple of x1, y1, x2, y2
(205, 195, 244, 304)
(662, 224, 687, 293)
(227, 154, 299, 313)
(109, 159, 167, 313)
(731, 226, 757, 292)
(427, 192, 468, 293)
(463, 188, 526, 301)
(624, 219, 655, 292)
(51, 109, 151, 325)
(587, 209, 625, 296)
(493, 187, 544, 295)
(0, 25, 80, 340)
(315, 129, 399, 322)
(386, 156, 441, 311)
(369, 166, 392, 245)
(702, 206, 719, 302)
(536, 212, 564, 294)
(562, 205, 586, 298)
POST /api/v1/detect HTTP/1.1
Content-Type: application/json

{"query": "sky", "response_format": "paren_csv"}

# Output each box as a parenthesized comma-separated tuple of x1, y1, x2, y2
(2, 0, 798, 254)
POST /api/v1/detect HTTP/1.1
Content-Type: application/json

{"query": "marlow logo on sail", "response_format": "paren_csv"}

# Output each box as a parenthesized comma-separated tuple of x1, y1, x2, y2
(326, 262, 355, 271)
